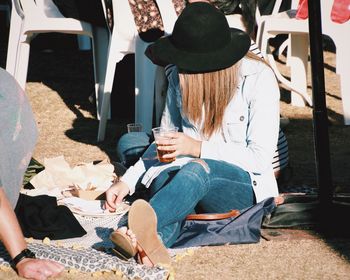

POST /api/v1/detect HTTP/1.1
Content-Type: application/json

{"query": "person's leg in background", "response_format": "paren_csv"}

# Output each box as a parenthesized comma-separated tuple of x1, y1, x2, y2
(116, 132, 153, 167)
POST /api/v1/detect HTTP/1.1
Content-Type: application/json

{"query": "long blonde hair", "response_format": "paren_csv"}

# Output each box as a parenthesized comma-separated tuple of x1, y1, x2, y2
(179, 51, 264, 138)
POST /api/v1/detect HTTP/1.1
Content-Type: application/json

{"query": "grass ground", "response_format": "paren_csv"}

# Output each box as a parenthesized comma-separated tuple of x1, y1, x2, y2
(1, 17, 350, 279)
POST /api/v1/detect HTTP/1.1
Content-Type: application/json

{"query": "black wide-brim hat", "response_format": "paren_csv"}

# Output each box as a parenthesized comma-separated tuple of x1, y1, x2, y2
(145, 2, 251, 73)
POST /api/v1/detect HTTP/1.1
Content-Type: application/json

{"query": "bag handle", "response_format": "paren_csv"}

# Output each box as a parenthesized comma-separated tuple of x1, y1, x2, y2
(186, 209, 240, 221)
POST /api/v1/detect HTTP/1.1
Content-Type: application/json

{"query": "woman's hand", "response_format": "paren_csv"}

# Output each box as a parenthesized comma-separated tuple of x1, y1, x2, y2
(16, 258, 64, 280)
(156, 132, 202, 159)
(104, 181, 130, 212)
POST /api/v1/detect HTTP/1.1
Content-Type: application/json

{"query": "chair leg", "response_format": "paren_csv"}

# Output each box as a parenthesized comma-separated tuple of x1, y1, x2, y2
(97, 54, 117, 142)
(92, 26, 110, 119)
(289, 33, 308, 107)
(6, 6, 22, 76)
(134, 38, 156, 134)
(14, 38, 31, 90)
(340, 74, 350, 125)
(335, 42, 350, 125)
(266, 38, 312, 106)
(277, 36, 289, 62)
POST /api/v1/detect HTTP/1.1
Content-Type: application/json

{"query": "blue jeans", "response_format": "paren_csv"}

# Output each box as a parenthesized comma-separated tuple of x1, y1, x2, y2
(116, 133, 254, 248)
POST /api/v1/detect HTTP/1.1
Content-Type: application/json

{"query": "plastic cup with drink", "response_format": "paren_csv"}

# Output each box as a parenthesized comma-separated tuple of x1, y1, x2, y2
(152, 126, 179, 163)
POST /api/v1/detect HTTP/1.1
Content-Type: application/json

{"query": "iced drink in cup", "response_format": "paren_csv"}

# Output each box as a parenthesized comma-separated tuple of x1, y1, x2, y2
(152, 126, 178, 163)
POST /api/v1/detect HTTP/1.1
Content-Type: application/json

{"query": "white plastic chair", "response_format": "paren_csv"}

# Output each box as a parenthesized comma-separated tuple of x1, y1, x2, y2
(256, 0, 350, 125)
(6, 0, 109, 119)
(97, 0, 178, 141)
(320, 1, 350, 125)
(255, 0, 312, 107)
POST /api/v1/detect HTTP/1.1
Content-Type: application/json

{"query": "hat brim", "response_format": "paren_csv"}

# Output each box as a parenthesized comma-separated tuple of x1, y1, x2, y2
(145, 28, 251, 73)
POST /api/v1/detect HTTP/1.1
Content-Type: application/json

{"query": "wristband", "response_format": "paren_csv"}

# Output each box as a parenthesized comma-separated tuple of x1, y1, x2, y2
(10, 249, 36, 269)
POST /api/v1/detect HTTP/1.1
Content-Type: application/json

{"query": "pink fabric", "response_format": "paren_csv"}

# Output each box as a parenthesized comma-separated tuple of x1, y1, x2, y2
(331, 0, 350, 23)
(295, 0, 308, 20)
(295, 0, 350, 23)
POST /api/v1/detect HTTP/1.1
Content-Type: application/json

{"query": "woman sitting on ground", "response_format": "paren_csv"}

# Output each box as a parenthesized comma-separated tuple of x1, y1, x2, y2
(117, 0, 290, 184)
(104, 2, 280, 267)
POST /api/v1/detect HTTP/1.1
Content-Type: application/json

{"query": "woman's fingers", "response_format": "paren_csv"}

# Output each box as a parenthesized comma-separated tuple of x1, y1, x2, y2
(156, 132, 191, 158)
(105, 191, 118, 211)
(156, 132, 201, 158)
(156, 143, 177, 159)
(104, 182, 130, 212)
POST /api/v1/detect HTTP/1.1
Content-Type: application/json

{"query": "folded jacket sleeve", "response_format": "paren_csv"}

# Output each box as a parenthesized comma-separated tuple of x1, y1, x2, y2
(122, 66, 184, 194)
(120, 143, 159, 195)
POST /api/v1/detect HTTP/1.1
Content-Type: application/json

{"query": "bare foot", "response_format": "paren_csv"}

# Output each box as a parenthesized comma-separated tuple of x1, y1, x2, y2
(117, 227, 154, 267)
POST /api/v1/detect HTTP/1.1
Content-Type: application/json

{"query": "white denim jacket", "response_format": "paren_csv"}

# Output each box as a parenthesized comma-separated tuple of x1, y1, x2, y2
(122, 57, 280, 202)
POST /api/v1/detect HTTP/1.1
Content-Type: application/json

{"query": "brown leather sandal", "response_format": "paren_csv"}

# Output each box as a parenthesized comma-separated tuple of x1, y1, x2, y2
(110, 231, 137, 261)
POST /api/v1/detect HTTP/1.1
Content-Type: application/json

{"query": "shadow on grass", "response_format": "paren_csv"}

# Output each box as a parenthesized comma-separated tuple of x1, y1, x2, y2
(21, 33, 135, 162)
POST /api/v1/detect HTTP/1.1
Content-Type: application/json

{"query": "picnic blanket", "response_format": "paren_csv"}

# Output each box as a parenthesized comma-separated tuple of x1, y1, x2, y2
(0, 243, 168, 279)
(0, 212, 172, 279)
(0, 157, 175, 279)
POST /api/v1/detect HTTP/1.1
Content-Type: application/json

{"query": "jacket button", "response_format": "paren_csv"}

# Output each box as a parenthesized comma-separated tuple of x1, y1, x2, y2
(239, 116, 244, 121)
(253, 180, 257, 186)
